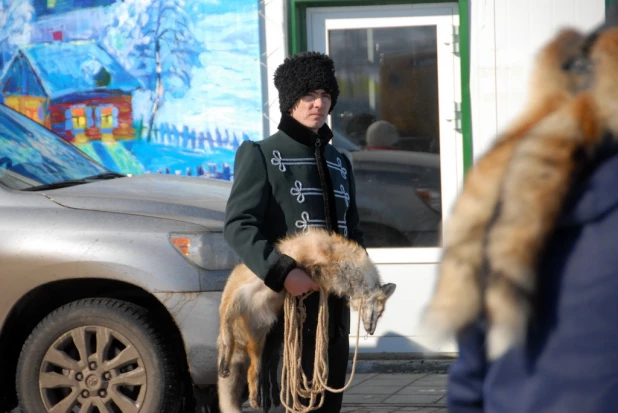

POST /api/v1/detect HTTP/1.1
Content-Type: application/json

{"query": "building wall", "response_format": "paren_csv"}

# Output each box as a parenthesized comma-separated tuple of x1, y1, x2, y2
(1, 0, 605, 356)
(469, 0, 605, 161)
(261, 0, 288, 136)
(0, 0, 264, 178)
(263, 0, 607, 355)
(262, 2, 461, 355)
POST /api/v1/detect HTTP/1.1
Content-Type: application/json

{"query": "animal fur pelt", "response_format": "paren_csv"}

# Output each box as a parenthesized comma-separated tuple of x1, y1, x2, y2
(216, 227, 396, 413)
(424, 23, 618, 360)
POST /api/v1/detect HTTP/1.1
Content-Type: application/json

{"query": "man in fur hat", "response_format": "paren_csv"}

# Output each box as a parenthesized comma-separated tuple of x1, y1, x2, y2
(224, 51, 365, 412)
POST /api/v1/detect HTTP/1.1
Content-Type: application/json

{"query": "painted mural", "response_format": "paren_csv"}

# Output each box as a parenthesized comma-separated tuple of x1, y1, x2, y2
(0, 0, 262, 180)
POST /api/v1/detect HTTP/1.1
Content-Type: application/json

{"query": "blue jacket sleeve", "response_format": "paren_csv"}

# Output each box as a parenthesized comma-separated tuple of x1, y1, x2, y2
(447, 321, 487, 413)
(224, 141, 297, 292)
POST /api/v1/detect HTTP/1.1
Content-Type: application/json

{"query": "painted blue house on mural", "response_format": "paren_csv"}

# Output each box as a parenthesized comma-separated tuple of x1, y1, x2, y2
(0, 40, 141, 143)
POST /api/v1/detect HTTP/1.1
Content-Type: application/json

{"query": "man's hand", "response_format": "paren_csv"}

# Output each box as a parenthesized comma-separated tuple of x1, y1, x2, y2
(284, 268, 320, 296)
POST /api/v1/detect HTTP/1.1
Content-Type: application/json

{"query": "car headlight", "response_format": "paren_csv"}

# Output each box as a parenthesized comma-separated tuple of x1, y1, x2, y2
(169, 232, 241, 270)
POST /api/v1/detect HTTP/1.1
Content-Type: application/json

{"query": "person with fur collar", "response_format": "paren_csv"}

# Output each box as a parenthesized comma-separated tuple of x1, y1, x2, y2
(224, 51, 364, 412)
(448, 143, 618, 413)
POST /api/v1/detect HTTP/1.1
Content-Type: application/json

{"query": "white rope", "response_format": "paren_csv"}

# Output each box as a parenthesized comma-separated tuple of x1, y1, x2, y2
(279, 290, 362, 413)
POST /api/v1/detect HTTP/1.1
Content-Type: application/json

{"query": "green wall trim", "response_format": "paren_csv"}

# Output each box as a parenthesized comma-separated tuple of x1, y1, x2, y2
(289, 0, 473, 173)
(607, 0, 617, 11)
(458, 0, 472, 173)
(289, 0, 452, 54)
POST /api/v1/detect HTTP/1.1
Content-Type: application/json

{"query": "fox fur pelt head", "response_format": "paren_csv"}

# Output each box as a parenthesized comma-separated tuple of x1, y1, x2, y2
(424, 18, 618, 361)
(217, 228, 396, 412)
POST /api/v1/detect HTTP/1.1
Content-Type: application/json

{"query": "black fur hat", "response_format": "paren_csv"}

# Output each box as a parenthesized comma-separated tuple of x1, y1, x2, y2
(274, 51, 339, 114)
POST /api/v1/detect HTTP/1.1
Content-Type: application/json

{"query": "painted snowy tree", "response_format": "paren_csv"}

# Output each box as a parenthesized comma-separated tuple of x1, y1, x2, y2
(102, 0, 202, 141)
(0, 0, 34, 67)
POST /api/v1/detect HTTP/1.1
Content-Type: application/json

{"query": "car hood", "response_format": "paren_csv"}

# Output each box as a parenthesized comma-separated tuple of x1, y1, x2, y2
(41, 174, 232, 231)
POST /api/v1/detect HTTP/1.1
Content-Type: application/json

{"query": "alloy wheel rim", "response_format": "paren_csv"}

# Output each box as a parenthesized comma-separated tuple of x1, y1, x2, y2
(38, 325, 147, 413)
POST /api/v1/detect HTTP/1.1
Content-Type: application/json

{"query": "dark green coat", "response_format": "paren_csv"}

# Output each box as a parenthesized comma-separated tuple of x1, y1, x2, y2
(224, 113, 365, 411)
(224, 113, 365, 293)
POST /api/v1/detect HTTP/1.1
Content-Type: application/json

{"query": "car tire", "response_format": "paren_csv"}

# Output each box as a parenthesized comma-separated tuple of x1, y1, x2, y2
(16, 297, 182, 413)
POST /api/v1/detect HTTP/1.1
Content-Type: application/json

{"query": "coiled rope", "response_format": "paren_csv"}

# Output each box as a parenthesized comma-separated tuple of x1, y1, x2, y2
(279, 289, 362, 412)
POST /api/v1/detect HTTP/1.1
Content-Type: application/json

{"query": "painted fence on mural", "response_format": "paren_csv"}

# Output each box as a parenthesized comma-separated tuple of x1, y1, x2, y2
(77, 121, 247, 179)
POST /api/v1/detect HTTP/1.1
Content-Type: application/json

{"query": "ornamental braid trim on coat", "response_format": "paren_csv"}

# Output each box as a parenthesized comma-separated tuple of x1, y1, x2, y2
(424, 24, 618, 360)
(216, 228, 396, 413)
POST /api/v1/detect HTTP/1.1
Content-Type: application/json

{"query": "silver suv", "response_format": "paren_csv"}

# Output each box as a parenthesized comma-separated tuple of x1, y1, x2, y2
(0, 104, 234, 412)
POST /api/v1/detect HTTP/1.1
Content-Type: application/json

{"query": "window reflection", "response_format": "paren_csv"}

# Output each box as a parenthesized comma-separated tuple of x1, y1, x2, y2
(0, 106, 107, 190)
(329, 26, 441, 248)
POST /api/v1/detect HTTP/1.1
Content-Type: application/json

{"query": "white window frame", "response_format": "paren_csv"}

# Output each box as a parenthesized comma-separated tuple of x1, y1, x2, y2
(307, 3, 463, 264)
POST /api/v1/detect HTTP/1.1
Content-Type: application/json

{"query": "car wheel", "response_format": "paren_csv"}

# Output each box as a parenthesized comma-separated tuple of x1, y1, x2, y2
(16, 298, 182, 413)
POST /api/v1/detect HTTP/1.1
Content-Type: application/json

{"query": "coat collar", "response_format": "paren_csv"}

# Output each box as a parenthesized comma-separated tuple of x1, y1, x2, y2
(278, 113, 333, 147)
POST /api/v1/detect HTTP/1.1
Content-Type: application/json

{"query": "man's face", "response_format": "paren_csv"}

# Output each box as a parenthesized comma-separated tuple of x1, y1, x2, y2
(289, 89, 332, 132)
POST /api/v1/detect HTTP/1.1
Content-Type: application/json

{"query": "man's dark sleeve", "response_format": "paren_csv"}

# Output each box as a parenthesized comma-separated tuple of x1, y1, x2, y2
(224, 141, 296, 292)
(447, 321, 487, 413)
(342, 155, 366, 248)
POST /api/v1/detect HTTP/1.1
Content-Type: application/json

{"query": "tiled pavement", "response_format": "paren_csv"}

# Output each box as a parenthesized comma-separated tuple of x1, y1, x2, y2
(243, 373, 448, 412)
(8, 373, 447, 413)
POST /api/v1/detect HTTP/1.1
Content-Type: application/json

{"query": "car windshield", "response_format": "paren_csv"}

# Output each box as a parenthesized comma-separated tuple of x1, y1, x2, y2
(0, 105, 109, 190)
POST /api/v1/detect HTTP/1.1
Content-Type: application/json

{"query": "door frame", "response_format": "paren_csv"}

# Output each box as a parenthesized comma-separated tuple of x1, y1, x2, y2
(288, 0, 472, 175)
(302, 2, 463, 264)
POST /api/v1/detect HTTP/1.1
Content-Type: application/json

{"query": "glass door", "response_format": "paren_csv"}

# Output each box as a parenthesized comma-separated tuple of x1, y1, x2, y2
(307, 3, 463, 264)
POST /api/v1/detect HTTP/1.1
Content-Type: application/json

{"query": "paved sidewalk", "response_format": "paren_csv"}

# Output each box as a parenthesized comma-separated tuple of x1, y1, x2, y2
(243, 373, 448, 412)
